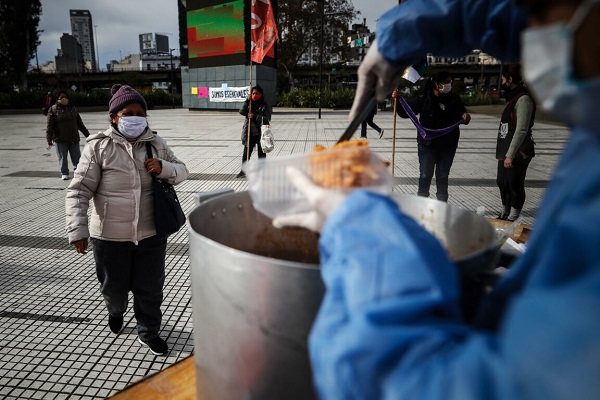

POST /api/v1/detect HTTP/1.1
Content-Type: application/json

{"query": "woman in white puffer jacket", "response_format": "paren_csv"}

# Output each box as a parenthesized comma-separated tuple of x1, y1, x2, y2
(65, 84, 188, 356)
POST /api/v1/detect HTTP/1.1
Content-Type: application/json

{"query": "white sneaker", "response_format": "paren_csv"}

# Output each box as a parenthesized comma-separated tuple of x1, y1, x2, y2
(61, 174, 69, 180)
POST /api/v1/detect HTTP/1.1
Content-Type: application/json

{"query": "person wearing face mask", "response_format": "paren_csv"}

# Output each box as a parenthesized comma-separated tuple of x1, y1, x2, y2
(391, 71, 471, 202)
(496, 64, 537, 221)
(271, 0, 600, 399)
(65, 84, 188, 356)
(46, 91, 90, 180)
(236, 85, 271, 179)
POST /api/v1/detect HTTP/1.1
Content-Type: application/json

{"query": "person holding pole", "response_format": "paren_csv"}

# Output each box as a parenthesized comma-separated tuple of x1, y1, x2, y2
(236, 85, 271, 179)
(273, 0, 600, 398)
(392, 71, 471, 202)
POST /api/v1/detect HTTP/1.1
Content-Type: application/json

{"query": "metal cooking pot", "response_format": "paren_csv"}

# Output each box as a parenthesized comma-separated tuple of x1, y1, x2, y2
(188, 191, 496, 400)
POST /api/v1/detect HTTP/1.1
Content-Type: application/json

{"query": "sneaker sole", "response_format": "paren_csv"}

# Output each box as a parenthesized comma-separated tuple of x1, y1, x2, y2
(137, 336, 168, 356)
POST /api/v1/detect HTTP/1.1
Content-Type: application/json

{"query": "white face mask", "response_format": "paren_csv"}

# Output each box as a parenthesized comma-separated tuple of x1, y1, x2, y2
(439, 83, 452, 94)
(117, 116, 148, 139)
(58, 98, 69, 106)
(521, 0, 600, 130)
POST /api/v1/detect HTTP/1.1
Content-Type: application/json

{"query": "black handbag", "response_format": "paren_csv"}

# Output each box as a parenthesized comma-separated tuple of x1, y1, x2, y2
(145, 142, 186, 236)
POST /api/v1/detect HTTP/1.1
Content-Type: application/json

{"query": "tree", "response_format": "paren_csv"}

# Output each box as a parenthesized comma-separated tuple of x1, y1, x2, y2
(277, 0, 357, 89)
(0, 0, 42, 89)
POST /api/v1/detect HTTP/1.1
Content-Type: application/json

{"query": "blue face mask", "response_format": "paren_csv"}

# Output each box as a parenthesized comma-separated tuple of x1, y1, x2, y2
(521, 0, 600, 131)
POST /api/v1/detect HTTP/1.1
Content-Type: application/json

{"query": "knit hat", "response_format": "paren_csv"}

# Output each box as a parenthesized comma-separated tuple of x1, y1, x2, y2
(108, 84, 147, 114)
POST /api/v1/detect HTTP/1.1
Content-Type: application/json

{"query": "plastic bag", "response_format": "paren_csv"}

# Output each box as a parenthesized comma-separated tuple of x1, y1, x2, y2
(260, 125, 275, 153)
(243, 144, 394, 219)
(495, 217, 522, 247)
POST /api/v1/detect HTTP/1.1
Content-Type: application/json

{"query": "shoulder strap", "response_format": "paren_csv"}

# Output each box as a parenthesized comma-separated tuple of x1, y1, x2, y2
(145, 141, 159, 179)
(145, 141, 153, 159)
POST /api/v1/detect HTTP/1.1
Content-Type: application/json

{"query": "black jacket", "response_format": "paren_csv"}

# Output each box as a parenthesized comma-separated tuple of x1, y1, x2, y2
(239, 99, 271, 145)
(397, 89, 466, 148)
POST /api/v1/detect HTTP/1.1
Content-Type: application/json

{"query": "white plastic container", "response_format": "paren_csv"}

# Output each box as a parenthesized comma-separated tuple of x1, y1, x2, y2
(242, 146, 394, 219)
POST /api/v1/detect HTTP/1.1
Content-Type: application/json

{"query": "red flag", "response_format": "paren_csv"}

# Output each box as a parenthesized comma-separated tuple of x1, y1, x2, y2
(250, 0, 279, 64)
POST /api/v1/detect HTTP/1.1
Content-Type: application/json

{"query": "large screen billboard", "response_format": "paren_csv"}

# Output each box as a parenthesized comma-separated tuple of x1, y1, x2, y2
(186, 0, 275, 68)
(187, 0, 245, 68)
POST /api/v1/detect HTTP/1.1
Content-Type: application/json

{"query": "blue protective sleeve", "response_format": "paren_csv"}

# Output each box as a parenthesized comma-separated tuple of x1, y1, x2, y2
(377, 0, 527, 66)
(309, 125, 600, 399)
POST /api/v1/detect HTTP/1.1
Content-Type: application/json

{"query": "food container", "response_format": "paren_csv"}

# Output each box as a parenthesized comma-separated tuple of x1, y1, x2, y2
(187, 191, 496, 400)
(242, 145, 394, 220)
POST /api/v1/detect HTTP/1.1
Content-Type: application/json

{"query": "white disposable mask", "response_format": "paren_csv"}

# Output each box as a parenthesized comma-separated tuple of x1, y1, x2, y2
(117, 116, 148, 139)
(521, 0, 600, 130)
(58, 98, 69, 106)
(439, 83, 452, 94)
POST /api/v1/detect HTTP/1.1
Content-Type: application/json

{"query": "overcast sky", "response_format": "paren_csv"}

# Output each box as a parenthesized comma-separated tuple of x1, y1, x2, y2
(35, 0, 399, 69)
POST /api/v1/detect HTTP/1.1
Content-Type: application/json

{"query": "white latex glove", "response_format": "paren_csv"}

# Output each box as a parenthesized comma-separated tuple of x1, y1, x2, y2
(349, 39, 405, 121)
(272, 167, 348, 232)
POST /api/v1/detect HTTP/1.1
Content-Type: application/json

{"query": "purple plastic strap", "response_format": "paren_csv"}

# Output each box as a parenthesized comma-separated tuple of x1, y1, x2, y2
(398, 97, 464, 140)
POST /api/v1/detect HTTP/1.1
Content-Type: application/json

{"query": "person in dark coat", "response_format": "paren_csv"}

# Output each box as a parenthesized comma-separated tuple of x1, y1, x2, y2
(46, 91, 90, 180)
(236, 85, 271, 178)
(392, 71, 471, 202)
(495, 64, 536, 221)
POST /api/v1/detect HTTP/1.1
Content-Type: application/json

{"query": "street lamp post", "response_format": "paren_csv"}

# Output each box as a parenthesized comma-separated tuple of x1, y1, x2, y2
(94, 25, 100, 72)
(318, 0, 325, 119)
(170, 48, 176, 108)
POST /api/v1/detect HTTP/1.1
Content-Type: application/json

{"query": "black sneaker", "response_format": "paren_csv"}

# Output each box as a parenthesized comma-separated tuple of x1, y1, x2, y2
(497, 213, 508, 220)
(379, 129, 385, 138)
(138, 336, 169, 356)
(108, 315, 123, 334)
(236, 171, 246, 179)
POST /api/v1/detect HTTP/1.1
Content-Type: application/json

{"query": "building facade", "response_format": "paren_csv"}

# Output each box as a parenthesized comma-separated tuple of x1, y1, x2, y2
(55, 34, 85, 74)
(69, 10, 97, 71)
(139, 33, 171, 56)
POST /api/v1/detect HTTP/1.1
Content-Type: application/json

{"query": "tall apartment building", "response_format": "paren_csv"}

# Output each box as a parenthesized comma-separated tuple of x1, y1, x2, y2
(69, 10, 97, 71)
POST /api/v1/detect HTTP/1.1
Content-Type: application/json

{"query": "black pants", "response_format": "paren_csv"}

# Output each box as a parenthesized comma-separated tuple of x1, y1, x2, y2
(242, 134, 266, 164)
(497, 157, 532, 212)
(417, 143, 458, 202)
(91, 235, 167, 340)
(360, 115, 382, 137)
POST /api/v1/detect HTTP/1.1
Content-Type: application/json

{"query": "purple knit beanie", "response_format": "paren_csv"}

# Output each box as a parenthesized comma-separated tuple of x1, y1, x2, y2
(108, 84, 147, 114)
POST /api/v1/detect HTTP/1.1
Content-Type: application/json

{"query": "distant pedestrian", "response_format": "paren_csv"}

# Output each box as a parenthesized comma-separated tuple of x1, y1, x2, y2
(43, 92, 52, 116)
(46, 91, 90, 180)
(495, 64, 536, 221)
(392, 71, 471, 202)
(236, 85, 271, 179)
(360, 100, 384, 138)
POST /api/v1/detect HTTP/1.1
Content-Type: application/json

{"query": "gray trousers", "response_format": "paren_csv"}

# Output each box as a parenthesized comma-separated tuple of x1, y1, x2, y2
(91, 235, 167, 340)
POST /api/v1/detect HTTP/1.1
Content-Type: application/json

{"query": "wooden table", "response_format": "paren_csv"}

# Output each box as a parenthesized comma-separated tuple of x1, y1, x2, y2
(108, 356, 197, 399)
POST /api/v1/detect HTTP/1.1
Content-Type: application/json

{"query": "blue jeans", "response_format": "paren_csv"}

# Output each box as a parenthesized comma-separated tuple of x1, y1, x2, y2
(417, 143, 458, 202)
(55, 142, 81, 175)
(92, 235, 168, 340)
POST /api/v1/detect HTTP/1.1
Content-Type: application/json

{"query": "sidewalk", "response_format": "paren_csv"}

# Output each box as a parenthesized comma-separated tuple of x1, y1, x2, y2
(0, 107, 569, 399)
